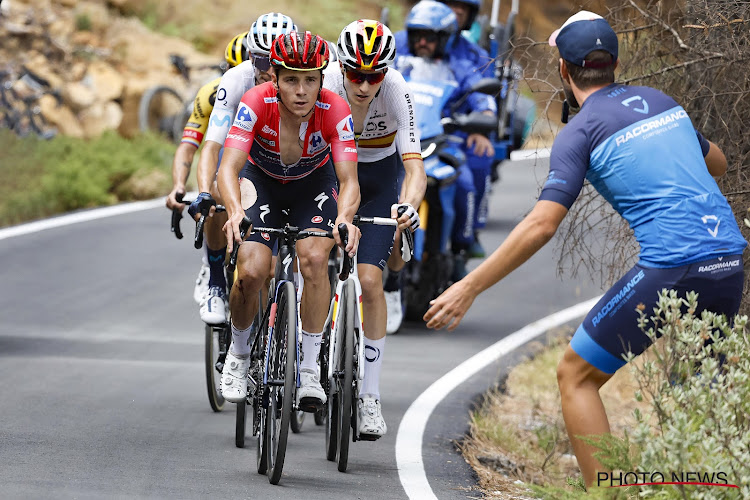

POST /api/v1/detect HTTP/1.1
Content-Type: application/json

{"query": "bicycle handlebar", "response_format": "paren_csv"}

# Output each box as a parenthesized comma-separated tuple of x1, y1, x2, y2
(169, 195, 226, 245)
(227, 216, 252, 271)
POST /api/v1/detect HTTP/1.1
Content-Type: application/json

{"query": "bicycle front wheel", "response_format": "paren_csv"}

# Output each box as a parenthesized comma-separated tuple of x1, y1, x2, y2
(266, 280, 296, 485)
(337, 279, 356, 472)
(204, 325, 226, 412)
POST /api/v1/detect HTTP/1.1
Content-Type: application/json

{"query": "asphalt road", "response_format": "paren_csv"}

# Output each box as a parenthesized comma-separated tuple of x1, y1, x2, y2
(0, 157, 601, 499)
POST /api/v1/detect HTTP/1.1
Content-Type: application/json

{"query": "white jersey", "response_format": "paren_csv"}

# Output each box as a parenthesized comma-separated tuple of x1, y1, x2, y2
(323, 66, 422, 163)
(205, 60, 256, 144)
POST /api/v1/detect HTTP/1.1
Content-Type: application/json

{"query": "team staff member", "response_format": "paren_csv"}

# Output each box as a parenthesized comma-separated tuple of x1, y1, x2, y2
(424, 11, 745, 487)
(324, 19, 426, 437)
(218, 31, 361, 409)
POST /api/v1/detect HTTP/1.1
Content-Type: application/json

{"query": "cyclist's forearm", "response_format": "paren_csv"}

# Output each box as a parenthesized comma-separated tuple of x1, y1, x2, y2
(401, 158, 426, 208)
(217, 148, 247, 216)
(172, 142, 197, 189)
(196, 140, 222, 193)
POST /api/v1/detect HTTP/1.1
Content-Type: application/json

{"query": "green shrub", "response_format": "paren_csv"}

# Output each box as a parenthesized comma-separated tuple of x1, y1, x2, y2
(583, 290, 750, 499)
(0, 129, 175, 227)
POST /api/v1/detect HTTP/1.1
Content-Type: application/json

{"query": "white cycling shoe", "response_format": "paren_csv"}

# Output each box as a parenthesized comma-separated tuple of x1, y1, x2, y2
(385, 290, 403, 334)
(221, 351, 250, 403)
(358, 396, 387, 439)
(193, 263, 210, 304)
(200, 286, 227, 325)
(297, 369, 326, 412)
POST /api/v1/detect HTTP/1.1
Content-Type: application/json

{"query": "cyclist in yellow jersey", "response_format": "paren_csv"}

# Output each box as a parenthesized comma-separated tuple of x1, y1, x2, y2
(165, 32, 251, 308)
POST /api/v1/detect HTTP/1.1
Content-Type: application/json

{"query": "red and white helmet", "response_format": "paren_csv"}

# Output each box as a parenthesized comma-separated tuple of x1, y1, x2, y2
(337, 20, 396, 71)
(270, 31, 330, 71)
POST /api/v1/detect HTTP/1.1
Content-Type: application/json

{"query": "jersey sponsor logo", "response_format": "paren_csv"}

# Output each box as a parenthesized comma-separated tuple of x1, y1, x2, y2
(216, 87, 227, 104)
(315, 101, 331, 110)
(314, 192, 329, 211)
(337, 116, 355, 142)
(544, 170, 567, 186)
(257, 135, 276, 147)
(365, 121, 388, 132)
(591, 270, 645, 327)
(226, 133, 249, 142)
(185, 121, 201, 129)
(698, 258, 741, 273)
(614, 109, 688, 146)
(327, 219, 335, 228)
(210, 114, 232, 128)
(311, 215, 323, 224)
(261, 232, 270, 241)
(621, 95, 649, 114)
(259, 204, 271, 223)
(307, 131, 326, 155)
(261, 124, 278, 137)
(344, 147, 357, 153)
(183, 130, 199, 139)
(264, 97, 277, 103)
(234, 102, 257, 131)
(701, 215, 721, 237)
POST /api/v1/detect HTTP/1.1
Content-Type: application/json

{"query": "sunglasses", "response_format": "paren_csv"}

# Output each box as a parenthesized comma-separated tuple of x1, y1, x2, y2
(344, 69, 387, 85)
(252, 55, 271, 72)
(408, 30, 440, 44)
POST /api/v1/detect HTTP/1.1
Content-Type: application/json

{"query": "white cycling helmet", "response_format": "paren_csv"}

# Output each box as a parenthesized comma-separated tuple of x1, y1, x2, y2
(247, 12, 297, 56)
(337, 19, 396, 71)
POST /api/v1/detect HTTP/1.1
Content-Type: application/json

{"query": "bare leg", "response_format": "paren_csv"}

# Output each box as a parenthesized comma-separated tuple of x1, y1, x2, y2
(557, 345, 614, 488)
(359, 263, 386, 341)
(296, 233, 334, 332)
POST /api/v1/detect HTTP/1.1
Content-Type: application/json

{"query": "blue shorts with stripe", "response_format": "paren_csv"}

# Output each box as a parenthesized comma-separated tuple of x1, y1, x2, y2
(571, 254, 744, 374)
(356, 153, 399, 269)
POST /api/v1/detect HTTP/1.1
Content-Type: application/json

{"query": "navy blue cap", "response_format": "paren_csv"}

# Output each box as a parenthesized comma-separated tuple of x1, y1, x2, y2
(549, 11, 618, 67)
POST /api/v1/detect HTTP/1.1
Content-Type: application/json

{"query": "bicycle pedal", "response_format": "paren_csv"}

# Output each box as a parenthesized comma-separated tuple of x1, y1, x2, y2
(358, 433, 381, 442)
(298, 397, 324, 413)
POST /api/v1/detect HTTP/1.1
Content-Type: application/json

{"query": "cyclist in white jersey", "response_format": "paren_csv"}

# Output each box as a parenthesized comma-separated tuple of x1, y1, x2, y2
(323, 19, 426, 438)
(187, 13, 297, 324)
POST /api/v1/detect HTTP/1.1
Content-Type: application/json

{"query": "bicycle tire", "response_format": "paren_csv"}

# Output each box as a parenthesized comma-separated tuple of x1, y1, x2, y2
(337, 279, 356, 472)
(290, 409, 305, 433)
(204, 325, 225, 412)
(324, 325, 339, 461)
(138, 85, 183, 142)
(255, 279, 274, 475)
(235, 396, 247, 448)
(266, 280, 296, 485)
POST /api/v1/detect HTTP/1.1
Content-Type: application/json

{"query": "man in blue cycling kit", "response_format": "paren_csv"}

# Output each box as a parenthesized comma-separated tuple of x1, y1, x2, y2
(424, 11, 746, 487)
(393, 1, 497, 279)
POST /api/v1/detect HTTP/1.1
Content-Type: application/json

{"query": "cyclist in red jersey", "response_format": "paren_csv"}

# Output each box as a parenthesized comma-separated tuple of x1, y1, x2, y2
(217, 31, 361, 409)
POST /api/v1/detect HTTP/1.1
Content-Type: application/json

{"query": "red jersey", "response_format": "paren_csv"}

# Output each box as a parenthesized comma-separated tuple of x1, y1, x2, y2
(223, 82, 358, 182)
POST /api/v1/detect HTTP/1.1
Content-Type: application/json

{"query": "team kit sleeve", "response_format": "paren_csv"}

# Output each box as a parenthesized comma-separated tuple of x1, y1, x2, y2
(181, 79, 219, 148)
(389, 70, 422, 162)
(223, 89, 262, 154)
(324, 94, 359, 163)
(205, 64, 254, 144)
(539, 125, 590, 209)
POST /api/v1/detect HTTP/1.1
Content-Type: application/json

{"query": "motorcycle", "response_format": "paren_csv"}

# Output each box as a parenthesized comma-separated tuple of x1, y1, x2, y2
(397, 56, 497, 321)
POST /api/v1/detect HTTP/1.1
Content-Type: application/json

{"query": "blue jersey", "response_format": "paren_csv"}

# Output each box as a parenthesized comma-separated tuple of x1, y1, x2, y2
(540, 83, 746, 267)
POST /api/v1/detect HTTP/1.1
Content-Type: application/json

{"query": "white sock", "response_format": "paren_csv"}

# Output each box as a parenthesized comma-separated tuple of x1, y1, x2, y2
(360, 336, 385, 400)
(300, 330, 322, 372)
(202, 239, 208, 266)
(294, 271, 304, 303)
(230, 322, 256, 357)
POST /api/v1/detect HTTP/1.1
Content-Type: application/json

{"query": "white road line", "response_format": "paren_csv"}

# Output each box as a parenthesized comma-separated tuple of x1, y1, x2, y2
(0, 197, 173, 241)
(396, 296, 603, 500)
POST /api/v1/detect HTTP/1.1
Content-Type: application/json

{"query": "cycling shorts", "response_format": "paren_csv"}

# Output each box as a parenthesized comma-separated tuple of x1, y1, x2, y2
(357, 152, 399, 269)
(571, 254, 744, 374)
(239, 159, 338, 249)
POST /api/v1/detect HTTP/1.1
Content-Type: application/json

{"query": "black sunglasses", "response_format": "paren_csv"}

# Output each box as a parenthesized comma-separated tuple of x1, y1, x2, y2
(408, 30, 440, 44)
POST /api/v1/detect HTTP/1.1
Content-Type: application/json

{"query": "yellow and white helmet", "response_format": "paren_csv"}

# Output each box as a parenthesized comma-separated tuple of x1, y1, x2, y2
(337, 19, 396, 71)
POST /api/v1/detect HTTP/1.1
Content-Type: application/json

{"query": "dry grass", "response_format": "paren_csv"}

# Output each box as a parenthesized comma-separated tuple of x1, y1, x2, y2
(461, 328, 653, 498)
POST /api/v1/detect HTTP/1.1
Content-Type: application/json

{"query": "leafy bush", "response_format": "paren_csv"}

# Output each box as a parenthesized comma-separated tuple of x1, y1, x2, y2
(584, 290, 750, 499)
(0, 129, 175, 226)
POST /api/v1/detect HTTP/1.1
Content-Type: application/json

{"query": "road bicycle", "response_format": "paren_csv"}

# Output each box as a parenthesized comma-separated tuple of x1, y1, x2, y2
(138, 54, 225, 143)
(171, 195, 238, 413)
(322, 214, 409, 472)
(0, 66, 61, 139)
(231, 218, 339, 484)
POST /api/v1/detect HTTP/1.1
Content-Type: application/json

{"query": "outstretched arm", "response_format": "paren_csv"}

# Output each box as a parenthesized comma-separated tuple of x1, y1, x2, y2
(424, 200, 569, 330)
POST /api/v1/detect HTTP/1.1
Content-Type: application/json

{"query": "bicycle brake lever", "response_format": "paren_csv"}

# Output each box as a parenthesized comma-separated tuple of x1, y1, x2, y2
(171, 192, 185, 239)
(338, 222, 352, 281)
(228, 216, 253, 270)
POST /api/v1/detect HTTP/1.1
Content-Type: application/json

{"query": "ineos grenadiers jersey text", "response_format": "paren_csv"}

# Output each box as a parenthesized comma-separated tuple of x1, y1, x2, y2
(541, 84, 746, 267)
(223, 82, 358, 182)
(181, 77, 222, 147)
(323, 66, 422, 163)
(205, 60, 257, 145)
